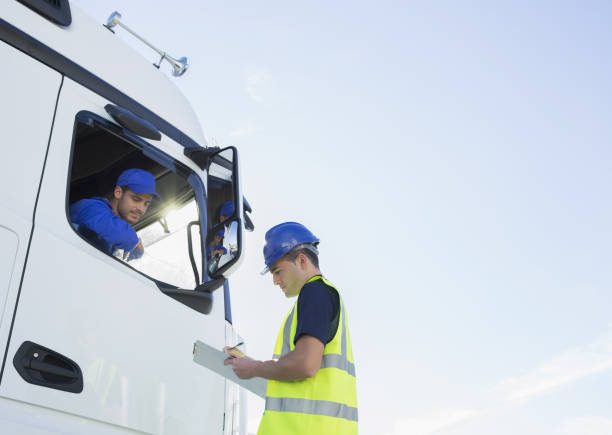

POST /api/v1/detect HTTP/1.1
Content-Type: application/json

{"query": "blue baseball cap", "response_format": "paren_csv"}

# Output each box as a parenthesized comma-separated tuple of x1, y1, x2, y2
(220, 201, 234, 217)
(116, 169, 161, 200)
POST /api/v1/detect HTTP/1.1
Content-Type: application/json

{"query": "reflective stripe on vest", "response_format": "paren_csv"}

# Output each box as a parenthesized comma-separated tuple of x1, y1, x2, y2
(265, 397, 358, 422)
(273, 310, 356, 377)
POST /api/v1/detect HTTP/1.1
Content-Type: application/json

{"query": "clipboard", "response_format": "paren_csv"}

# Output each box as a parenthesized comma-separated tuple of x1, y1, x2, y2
(193, 340, 267, 398)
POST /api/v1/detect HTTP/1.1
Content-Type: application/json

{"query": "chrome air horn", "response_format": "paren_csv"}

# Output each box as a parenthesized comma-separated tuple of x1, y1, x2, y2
(104, 11, 189, 77)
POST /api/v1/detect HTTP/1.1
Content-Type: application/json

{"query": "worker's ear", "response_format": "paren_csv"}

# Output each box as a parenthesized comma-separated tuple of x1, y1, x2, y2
(298, 252, 309, 269)
(113, 186, 123, 200)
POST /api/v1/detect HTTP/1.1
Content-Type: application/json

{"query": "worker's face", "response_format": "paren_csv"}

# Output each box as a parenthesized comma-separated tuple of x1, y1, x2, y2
(115, 187, 153, 224)
(270, 255, 306, 298)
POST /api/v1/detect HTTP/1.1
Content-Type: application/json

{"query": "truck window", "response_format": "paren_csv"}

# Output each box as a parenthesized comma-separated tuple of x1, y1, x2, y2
(67, 114, 203, 289)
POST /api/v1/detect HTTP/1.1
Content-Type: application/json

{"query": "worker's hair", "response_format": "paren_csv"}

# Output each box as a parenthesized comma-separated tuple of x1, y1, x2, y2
(106, 185, 131, 201)
(286, 246, 320, 269)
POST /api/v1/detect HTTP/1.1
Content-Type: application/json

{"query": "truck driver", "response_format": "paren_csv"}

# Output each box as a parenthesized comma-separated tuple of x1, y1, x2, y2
(69, 168, 160, 261)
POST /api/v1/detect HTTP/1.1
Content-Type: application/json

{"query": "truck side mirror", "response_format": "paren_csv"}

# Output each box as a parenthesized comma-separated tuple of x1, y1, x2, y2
(206, 146, 243, 279)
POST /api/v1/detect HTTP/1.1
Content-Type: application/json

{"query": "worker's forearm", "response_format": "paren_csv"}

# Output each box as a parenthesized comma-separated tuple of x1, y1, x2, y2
(253, 355, 315, 381)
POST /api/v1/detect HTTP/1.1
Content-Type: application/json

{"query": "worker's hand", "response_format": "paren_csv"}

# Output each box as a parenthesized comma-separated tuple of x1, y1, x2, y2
(224, 356, 258, 379)
(124, 239, 144, 262)
(222, 346, 245, 359)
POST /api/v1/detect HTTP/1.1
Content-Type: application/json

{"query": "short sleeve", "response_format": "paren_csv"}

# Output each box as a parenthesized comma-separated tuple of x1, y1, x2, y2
(294, 279, 340, 346)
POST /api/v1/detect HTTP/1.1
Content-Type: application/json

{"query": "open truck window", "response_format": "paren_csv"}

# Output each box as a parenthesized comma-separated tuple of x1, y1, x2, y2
(67, 113, 204, 289)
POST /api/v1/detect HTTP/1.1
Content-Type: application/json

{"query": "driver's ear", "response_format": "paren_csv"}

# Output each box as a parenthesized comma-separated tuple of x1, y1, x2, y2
(113, 186, 123, 200)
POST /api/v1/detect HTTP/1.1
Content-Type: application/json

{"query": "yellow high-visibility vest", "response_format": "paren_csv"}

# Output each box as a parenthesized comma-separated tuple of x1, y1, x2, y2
(258, 276, 358, 435)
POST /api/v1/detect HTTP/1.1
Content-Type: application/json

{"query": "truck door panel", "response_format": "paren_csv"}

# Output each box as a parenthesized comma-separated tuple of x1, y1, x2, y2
(0, 77, 225, 434)
(0, 40, 62, 369)
(0, 227, 18, 324)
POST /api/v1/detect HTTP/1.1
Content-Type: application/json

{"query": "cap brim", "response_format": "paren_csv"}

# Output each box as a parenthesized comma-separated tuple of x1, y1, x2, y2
(260, 266, 270, 275)
(129, 185, 161, 200)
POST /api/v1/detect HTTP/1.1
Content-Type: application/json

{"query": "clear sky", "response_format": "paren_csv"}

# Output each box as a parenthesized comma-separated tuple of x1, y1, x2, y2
(72, 1, 612, 434)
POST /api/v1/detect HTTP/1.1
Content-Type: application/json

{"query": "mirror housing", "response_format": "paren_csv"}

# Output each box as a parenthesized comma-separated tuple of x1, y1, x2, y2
(206, 146, 244, 279)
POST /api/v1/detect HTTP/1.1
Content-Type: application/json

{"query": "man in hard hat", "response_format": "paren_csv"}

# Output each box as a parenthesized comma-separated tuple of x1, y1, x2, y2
(70, 168, 160, 261)
(224, 222, 358, 434)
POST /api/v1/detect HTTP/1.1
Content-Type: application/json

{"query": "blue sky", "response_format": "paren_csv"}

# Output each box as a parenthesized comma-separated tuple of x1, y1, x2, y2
(72, 1, 612, 434)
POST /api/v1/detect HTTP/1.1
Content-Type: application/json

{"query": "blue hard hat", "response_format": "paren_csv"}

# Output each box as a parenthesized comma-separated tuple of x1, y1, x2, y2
(220, 201, 234, 217)
(261, 222, 319, 275)
(116, 168, 161, 200)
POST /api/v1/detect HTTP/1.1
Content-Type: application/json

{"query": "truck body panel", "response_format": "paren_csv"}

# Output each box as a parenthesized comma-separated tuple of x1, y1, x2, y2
(0, 2, 248, 434)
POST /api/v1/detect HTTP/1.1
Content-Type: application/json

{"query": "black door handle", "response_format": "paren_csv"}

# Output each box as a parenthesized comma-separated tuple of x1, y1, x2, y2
(13, 341, 83, 393)
(28, 358, 79, 379)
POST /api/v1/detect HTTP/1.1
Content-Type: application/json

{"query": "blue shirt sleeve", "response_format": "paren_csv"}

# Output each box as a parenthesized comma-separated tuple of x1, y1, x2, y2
(294, 278, 340, 346)
(69, 198, 139, 252)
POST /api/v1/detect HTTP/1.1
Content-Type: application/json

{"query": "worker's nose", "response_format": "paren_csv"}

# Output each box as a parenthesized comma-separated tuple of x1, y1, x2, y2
(273, 275, 280, 286)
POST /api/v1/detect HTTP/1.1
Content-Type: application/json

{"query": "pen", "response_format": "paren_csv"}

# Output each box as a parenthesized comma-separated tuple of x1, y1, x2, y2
(228, 341, 243, 351)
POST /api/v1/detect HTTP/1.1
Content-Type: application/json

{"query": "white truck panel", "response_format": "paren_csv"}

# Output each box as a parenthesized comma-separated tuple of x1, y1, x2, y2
(0, 396, 140, 434)
(0, 227, 18, 324)
(0, 72, 225, 434)
(0, 37, 62, 379)
(0, 39, 62, 222)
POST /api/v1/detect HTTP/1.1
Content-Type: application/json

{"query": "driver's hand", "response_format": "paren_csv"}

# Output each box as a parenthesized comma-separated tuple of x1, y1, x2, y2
(124, 239, 144, 261)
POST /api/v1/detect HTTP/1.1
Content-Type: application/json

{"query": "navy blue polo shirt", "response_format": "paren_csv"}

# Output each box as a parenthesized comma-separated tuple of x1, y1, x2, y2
(294, 276, 340, 346)
(69, 197, 139, 254)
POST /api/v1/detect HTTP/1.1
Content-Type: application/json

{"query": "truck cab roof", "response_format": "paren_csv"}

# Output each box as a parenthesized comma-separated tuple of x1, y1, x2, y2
(3, 1, 206, 148)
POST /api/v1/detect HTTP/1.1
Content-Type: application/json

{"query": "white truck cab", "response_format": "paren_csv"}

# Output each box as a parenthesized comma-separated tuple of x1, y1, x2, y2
(0, 1, 249, 433)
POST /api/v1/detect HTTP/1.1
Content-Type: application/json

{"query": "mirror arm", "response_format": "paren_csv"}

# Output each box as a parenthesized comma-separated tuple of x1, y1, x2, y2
(186, 220, 200, 285)
(184, 146, 220, 170)
(243, 196, 254, 231)
(244, 212, 254, 232)
(243, 196, 252, 213)
(195, 278, 226, 293)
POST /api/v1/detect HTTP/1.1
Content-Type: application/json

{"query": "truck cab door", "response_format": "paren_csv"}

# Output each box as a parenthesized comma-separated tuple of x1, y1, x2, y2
(0, 40, 62, 372)
(0, 77, 226, 434)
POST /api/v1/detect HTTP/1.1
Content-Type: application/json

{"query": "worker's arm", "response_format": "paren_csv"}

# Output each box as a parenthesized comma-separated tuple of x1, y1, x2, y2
(224, 335, 324, 381)
(72, 199, 139, 251)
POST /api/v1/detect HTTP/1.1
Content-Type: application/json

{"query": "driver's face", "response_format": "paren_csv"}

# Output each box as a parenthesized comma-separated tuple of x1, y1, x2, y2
(116, 189, 153, 224)
(271, 258, 303, 298)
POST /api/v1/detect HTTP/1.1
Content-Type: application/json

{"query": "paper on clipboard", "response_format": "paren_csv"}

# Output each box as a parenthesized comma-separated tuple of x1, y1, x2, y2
(193, 340, 267, 399)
